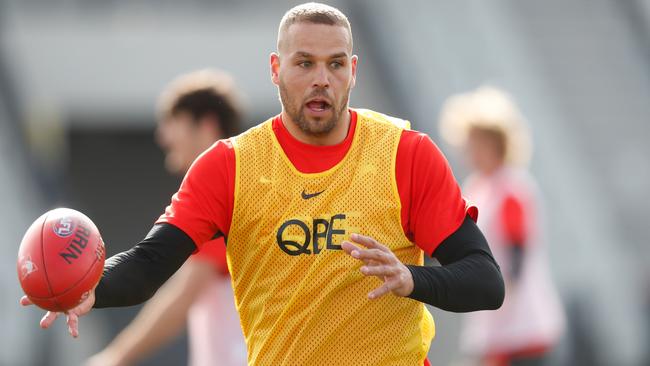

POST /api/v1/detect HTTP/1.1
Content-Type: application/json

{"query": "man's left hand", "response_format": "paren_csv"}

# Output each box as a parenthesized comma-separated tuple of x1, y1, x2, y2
(341, 233, 414, 299)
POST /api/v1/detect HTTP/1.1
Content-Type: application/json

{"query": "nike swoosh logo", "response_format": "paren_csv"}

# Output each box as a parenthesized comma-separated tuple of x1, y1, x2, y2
(301, 189, 325, 200)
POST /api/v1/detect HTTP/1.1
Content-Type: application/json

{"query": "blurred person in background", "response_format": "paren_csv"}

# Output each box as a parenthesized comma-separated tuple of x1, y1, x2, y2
(86, 69, 247, 366)
(439, 86, 565, 366)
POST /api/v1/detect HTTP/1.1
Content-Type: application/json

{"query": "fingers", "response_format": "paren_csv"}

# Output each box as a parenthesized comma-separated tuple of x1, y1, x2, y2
(368, 281, 397, 300)
(20, 296, 33, 306)
(40, 311, 60, 329)
(354, 248, 394, 264)
(25, 293, 88, 338)
(342, 235, 394, 265)
(340, 241, 358, 256)
(350, 233, 390, 252)
(360, 264, 397, 277)
(342, 234, 411, 300)
(342, 241, 394, 267)
(67, 312, 79, 338)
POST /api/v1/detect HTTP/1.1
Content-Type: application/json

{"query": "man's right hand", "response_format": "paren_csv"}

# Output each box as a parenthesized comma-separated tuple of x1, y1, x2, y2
(20, 288, 96, 338)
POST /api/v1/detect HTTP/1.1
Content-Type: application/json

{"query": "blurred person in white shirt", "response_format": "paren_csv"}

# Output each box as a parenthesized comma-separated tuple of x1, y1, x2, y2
(439, 86, 565, 366)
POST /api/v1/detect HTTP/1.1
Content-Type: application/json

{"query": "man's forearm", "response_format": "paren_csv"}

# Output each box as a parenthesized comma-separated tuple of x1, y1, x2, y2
(406, 252, 503, 312)
(406, 216, 505, 312)
(94, 223, 196, 308)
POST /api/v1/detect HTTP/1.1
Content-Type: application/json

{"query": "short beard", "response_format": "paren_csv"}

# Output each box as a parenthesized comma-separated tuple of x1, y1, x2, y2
(279, 82, 350, 136)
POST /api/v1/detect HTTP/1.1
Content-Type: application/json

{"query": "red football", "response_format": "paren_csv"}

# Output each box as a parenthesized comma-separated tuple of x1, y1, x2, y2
(17, 208, 105, 312)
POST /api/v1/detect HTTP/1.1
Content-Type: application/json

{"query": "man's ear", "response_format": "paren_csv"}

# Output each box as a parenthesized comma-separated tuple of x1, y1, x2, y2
(350, 55, 358, 89)
(270, 52, 280, 86)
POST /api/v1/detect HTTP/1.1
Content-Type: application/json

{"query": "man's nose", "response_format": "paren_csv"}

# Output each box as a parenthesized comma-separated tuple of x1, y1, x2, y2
(312, 64, 330, 88)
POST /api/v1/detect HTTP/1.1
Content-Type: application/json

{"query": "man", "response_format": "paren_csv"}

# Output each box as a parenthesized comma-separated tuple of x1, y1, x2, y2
(22, 3, 504, 365)
(86, 69, 247, 365)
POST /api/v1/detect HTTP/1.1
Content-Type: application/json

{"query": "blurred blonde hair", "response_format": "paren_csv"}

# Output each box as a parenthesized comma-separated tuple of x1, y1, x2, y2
(438, 86, 532, 167)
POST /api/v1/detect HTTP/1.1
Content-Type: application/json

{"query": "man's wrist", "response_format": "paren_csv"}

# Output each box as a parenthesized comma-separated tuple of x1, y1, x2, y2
(405, 264, 440, 303)
(401, 264, 415, 297)
(405, 265, 420, 298)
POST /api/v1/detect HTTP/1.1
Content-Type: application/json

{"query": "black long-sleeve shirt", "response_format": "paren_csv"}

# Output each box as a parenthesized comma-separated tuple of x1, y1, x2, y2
(94, 216, 504, 311)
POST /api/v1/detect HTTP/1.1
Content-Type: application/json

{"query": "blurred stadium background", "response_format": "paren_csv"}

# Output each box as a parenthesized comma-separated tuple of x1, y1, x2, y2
(2, 0, 650, 365)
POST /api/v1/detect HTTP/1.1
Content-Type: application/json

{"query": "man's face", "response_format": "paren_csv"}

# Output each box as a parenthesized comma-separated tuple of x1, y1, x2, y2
(271, 22, 357, 136)
(156, 112, 205, 175)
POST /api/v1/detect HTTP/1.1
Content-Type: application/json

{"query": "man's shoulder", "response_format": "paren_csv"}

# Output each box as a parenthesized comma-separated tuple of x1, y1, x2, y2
(230, 116, 275, 144)
(354, 108, 411, 130)
(199, 120, 268, 160)
(352, 108, 439, 153)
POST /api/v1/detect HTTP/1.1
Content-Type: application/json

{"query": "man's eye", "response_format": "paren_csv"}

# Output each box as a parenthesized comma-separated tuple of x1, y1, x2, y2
(330, 61, 343, 69)
(299, 61, 312, 68)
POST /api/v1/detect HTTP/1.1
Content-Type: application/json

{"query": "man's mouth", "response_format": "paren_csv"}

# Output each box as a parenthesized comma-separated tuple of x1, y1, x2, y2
(305, 98, 332, 112)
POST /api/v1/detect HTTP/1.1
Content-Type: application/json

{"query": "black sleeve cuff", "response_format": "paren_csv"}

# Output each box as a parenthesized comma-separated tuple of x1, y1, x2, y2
(94, 223, 197, 308)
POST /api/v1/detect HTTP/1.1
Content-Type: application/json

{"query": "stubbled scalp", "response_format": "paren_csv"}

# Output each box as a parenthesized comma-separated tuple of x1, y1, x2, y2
(277, 2, 353, 54)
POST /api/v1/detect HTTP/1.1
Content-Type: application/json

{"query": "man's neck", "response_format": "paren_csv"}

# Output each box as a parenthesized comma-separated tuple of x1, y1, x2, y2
(281, 109, 351, 146)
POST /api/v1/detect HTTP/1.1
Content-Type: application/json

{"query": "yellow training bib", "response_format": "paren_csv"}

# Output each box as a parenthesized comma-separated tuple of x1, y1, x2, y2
(228, 109, 434, 365)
